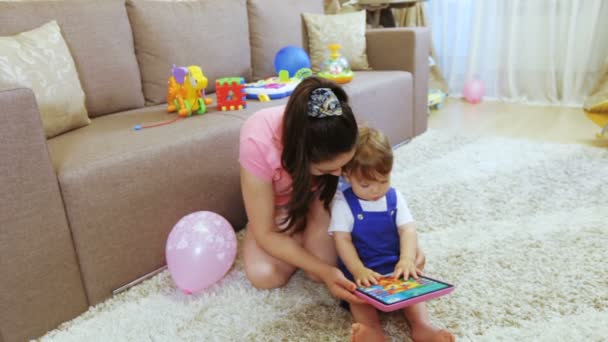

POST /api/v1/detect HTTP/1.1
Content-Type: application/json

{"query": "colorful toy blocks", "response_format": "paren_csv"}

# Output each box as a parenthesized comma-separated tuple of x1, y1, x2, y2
(215, 77, 247, 111)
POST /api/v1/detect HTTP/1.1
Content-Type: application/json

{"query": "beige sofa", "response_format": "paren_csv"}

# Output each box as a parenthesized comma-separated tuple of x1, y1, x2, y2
(0, 0, 429, 340)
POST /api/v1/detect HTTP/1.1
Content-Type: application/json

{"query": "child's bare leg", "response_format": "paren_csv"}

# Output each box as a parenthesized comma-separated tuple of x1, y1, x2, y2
(403, 303, 454, 342)
(350, 303, 385, 342)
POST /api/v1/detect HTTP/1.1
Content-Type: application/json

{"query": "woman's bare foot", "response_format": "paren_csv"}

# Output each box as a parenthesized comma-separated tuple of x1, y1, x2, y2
(351, 323, 386, 342)
(410, 322, 455, 342)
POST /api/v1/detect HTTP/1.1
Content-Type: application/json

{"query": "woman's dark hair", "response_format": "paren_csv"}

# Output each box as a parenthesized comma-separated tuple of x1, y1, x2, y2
(281, 77, 358, 233)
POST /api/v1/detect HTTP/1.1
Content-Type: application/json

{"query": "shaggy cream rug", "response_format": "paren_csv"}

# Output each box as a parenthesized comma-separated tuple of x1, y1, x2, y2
(41, 130, 608, 342)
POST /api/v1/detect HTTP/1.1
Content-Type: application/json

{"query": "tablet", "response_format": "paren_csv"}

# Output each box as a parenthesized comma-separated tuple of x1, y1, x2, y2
(355, 274, 455, 312)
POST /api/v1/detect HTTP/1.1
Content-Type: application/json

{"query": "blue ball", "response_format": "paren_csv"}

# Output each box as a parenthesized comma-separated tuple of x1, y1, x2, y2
(274, 46, 311, 77)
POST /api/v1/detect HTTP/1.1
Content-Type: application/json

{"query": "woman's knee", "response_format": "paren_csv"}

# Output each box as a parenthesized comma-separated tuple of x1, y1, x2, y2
(244, 261, 292, 289)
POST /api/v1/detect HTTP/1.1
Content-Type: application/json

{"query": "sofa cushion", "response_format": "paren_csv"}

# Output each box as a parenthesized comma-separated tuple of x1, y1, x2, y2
(0, 0, 145, 118)
(0, 21, 90, 138)
(127, 0, 251, 105)
(209, 72, 414, 144)
(247, 0, 324, 80)
(47, 107, 248, 304)
(215, 72, 414, 145)
(344, 71, 414, 145)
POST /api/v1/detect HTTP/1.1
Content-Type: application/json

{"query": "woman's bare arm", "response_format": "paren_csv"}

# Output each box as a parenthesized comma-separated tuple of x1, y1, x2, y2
(241, 167, 331, 276)
(241, 167, 365, 303)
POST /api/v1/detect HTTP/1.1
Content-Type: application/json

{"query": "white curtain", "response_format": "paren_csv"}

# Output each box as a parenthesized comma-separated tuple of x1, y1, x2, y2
(427, 0, 608, 106)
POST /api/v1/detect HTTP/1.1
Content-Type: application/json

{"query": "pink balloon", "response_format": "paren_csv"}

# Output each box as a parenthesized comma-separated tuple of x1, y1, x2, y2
(463, 78, 485, 104)
(165, 211, 237, 294)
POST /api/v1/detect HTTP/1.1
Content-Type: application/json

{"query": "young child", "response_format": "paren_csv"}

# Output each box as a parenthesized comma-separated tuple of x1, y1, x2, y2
(329, 127, 454, 342)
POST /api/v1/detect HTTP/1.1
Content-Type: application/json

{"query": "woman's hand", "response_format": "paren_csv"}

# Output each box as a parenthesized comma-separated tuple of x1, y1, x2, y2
(352, 266, 382, 288)
(320, 266, 366, 305)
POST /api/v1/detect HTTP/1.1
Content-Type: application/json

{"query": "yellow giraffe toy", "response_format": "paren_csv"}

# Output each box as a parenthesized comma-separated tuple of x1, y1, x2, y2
(167, 65, 212, 117)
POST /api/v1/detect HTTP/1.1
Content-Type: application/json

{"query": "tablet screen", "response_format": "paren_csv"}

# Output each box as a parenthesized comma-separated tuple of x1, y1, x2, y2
(357, 275, 452, 305)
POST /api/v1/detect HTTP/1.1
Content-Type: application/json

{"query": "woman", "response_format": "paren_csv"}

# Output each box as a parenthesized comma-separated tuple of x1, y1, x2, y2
(239, 77, 424, 304)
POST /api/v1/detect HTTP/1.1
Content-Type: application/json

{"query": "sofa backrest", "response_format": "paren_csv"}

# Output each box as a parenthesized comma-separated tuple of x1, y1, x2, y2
(247, 0, 324, 80)
(0, 0, 145, 118)
(0, 0, 325, 116)
(126, 0, 252, 105)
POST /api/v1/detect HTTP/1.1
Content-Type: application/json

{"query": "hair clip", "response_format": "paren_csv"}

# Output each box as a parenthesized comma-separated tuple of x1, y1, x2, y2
(307, 88, 343, 118)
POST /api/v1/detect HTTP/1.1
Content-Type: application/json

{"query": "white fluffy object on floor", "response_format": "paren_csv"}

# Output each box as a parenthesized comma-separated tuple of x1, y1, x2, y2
(41, 130, 608, 342)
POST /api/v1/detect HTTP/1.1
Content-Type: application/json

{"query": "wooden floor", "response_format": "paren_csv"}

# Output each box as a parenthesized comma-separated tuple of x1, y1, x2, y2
(428, 99, 607, 147)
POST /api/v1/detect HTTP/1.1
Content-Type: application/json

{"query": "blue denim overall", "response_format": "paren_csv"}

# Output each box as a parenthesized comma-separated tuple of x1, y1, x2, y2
(337, 187, 400, 281)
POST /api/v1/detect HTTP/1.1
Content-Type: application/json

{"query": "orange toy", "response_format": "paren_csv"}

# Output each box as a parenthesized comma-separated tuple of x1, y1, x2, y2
(167, 65, 213, 117)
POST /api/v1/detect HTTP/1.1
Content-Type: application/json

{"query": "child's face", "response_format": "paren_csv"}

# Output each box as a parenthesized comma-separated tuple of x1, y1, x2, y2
(346, 172, 391, 201)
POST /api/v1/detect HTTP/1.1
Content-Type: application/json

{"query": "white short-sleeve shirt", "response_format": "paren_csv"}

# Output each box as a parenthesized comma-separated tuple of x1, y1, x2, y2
(328, 189, 414, 234)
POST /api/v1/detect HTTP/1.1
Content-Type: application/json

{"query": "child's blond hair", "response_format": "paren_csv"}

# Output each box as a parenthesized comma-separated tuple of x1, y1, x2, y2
(344, 126, 393, 180)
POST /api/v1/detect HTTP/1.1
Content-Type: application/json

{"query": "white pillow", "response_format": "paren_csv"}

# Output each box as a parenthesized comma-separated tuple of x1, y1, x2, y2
(0, 20, 89, 138)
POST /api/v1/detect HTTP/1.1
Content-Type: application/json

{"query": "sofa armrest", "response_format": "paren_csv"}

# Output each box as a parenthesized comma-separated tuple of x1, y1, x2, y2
(366, 27, 430, 136)
(0, 85, 88, 341)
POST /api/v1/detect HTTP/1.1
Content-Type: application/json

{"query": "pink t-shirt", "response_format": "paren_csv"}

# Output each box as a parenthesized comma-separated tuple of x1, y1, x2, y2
(239, 105, 293, 206)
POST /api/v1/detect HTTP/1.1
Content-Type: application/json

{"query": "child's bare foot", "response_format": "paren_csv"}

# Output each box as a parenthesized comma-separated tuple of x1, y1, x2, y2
(410, 322, 454, 342)
(351, 323, 386, 342)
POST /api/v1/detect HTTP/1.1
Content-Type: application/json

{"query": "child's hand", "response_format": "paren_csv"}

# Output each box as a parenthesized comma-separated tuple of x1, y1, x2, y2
(393, 258, 422, 281)
(353, 267, 382, 288)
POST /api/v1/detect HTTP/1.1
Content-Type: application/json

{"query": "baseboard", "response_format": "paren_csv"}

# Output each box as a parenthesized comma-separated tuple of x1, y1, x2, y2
(113, 265, 168, 295)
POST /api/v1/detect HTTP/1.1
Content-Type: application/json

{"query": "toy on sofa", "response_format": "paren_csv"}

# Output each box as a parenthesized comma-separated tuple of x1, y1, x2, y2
(274, 45, 311, 77)
(244, 78, 298, 100)
(216, 77, 247, 111)
(318, 43, 354, 84)
(167, 64, 213, 117)
(134, 64, 213, 131)
(243, 68, 312, 101)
